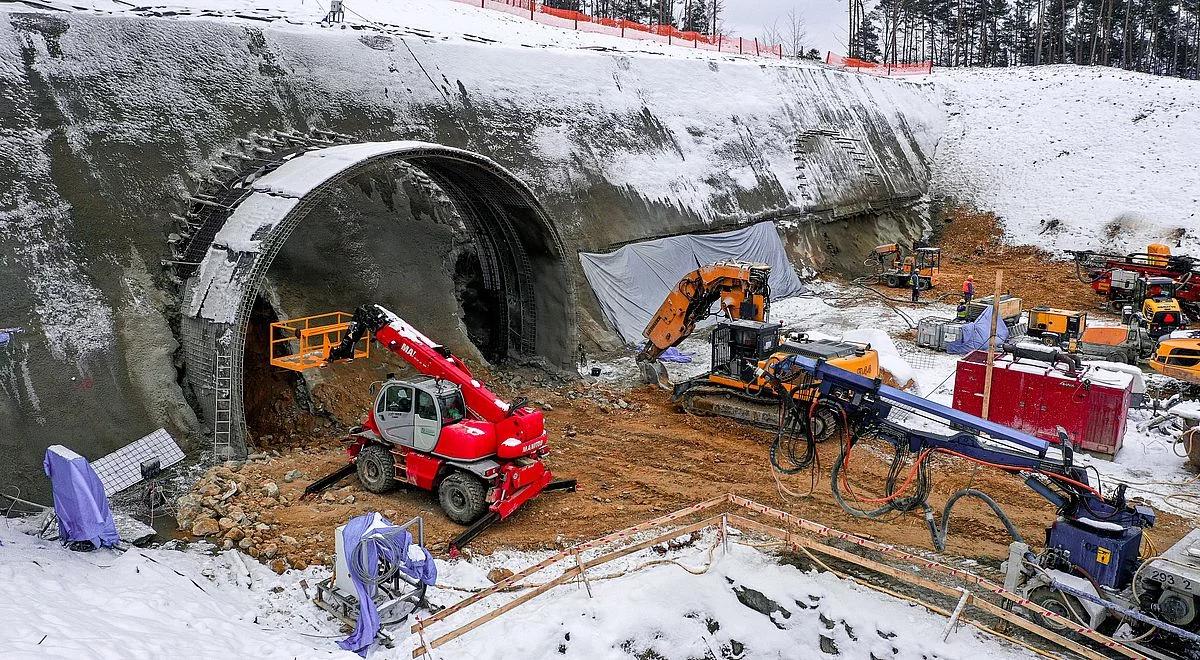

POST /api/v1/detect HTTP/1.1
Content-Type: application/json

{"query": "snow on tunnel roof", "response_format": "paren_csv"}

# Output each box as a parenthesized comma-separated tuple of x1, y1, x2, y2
(185, 140, 497, 323)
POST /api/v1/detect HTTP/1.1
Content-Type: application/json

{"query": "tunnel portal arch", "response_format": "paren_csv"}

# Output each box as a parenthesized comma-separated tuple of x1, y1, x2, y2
(174, 137, 574, 457)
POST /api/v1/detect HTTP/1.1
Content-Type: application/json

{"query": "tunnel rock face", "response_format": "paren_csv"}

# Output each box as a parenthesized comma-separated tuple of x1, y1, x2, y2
(178, 141, 572, 451)
(0, 11, 943, 495)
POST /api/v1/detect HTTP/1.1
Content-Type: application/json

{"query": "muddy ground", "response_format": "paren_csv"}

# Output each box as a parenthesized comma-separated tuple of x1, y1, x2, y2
(178, 374, 1194, 572)
(931, 207, 1102, 312)
(177, 208, 1195, 572)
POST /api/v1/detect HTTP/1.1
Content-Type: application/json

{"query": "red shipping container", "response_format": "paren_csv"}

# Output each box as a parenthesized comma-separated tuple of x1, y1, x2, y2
(952, 350, 1132, 457)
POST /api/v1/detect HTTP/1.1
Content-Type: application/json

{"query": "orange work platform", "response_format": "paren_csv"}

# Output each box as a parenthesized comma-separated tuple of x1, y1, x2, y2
(269, 312, 368, 372)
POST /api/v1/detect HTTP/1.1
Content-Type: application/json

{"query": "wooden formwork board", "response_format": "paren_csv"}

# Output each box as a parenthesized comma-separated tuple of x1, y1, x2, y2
(411, 494, 1145, 660)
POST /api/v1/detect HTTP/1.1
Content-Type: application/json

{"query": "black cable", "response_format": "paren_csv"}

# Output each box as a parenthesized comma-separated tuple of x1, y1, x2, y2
(925, 488, 1025, 552)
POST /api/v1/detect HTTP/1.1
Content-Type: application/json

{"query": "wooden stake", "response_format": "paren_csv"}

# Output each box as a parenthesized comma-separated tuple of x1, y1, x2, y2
(981, 270, 1004, 420)
(942, 588, 972, 641)
(573, 549, 593, 598)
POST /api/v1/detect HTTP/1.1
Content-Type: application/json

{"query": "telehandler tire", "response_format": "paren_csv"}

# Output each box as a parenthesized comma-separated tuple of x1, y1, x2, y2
(439, 471, 489, 524)
(356, 444, 399, 494)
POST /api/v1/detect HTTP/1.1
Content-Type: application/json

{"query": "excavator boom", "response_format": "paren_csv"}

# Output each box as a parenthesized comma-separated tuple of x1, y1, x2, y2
(636, 260, 772, 386)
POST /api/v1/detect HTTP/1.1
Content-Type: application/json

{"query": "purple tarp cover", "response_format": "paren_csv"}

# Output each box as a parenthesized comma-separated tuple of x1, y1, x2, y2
(659, 347, 693, 363)
(42, 445, 120, 549)
(339, 513, 437, 656)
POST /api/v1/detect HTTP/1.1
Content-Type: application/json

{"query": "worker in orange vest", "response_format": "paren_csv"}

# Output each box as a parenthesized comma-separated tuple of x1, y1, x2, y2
(962, 275, 975, 304)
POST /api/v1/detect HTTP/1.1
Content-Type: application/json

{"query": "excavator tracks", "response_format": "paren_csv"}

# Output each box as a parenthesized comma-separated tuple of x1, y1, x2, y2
(674, 384, 841, 441)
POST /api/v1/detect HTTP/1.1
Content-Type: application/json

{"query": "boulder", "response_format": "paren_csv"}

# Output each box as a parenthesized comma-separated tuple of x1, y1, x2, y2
(261, 482, 280, 498)
(191, 517, 220, 537)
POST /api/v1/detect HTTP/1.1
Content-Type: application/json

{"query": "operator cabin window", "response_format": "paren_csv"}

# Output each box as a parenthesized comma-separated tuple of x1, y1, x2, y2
(380, 386, 413, 414)
(416, 390, 438, 421)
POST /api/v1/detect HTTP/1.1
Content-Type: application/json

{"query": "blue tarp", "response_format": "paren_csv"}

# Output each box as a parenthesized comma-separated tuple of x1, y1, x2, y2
(947, 305, 1009, 355)
(42, 445, 120, 549)
(339, 513, 437, 656)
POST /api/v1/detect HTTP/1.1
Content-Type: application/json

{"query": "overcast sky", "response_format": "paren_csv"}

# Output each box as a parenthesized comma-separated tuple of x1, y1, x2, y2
(721, 0, 849, 57)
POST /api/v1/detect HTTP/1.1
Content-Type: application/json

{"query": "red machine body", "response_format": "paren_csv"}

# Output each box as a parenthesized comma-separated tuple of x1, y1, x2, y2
(1080, 253, 1200, 308)
(952, 350, 1133, 457)
(325, 305, 565, 539)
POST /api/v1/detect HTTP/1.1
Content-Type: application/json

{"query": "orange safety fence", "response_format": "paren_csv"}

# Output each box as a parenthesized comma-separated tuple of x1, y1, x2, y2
(448, 0, 784, 59)
(826, 52, 933, 76)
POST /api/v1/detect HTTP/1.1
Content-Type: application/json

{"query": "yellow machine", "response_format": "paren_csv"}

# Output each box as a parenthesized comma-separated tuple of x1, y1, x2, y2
(1139, 276, 1189, 338)
(1148, 332, 1200, 384)
(671, 319, 879, 437)
(637, 260, 772, 386)
(635, 261, 878, 436)
(1026, 307, 1088, 346)
(870, 244, 941, 289)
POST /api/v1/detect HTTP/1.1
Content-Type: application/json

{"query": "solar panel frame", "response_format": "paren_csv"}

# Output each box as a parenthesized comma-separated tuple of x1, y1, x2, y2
(91, 428, 185, 496)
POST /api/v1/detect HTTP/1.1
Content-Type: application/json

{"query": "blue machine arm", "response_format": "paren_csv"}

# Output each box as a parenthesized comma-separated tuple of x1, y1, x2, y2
(769, 354, 1155, 529)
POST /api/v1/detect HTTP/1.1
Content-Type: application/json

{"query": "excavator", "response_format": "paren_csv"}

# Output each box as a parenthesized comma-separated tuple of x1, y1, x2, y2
(636, 260, 773, 387)
(635, 261, 879, 439)
(279, 305, 574, 555)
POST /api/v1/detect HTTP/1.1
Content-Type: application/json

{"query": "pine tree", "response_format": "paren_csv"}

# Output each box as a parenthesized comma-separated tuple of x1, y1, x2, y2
(680, 0, 710, 33)
(861, 9, 885, 59)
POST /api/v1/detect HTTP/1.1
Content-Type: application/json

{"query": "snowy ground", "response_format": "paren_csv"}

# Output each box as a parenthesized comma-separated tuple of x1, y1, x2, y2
(0, 520, 1033, 659)
(589, 281, 1200, 519)
(932, 66, 1200, 255)
(36, 0, 817, 65)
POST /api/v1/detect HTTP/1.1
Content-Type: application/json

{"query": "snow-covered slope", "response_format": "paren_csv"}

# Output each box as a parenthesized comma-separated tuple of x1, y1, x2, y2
(48, 0, 775, 60)
(932, 66, 1200, 254)
(0, 522, 1030, 659)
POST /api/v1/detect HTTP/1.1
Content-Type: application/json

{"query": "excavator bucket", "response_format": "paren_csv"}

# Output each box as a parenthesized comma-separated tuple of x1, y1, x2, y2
(269, 311, 369, 372)
(638, 359, 672, 390)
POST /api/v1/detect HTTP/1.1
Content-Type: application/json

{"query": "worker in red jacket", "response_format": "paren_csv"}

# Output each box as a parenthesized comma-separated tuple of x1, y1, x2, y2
(962, 275, 975, 304)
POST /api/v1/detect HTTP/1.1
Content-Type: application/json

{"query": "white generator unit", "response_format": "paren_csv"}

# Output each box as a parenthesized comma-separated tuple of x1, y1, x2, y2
(316, 513, 429, 639)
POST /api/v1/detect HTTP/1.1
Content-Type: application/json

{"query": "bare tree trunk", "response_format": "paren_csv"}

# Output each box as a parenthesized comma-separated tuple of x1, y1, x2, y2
(1123, 0, 1132, 67)
(1037, 0, 1045, 63)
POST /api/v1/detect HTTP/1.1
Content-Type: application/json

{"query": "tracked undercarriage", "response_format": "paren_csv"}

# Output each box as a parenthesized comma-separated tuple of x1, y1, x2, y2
(672, 380, 842, 442)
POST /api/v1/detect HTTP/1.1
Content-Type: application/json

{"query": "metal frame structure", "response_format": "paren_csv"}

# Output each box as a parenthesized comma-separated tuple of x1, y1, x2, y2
(168, 133, 574, 458)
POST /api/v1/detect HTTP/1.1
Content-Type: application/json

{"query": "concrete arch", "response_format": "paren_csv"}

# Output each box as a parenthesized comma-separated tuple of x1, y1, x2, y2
(177, 141, 574, 457)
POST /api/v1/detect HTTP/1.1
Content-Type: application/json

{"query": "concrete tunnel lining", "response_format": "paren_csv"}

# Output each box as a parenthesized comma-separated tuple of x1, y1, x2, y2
(179, 141, 575, 457)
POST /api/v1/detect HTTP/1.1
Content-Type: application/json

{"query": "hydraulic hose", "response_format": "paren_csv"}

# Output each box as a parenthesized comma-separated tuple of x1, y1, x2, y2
(924, 488, 1024, 552)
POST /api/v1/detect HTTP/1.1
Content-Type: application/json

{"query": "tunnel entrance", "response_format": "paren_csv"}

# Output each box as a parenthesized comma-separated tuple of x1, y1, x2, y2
(176, 138, 575, 458)
(241, 295, 322, 445)
(452, 247, 505, 362)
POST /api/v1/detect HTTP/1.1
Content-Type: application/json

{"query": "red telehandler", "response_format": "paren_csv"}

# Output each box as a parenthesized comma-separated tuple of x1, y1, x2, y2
(292, 304, 574, 554)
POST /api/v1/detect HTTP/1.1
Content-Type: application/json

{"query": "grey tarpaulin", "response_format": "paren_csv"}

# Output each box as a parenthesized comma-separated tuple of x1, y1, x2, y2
(579, 222, 805, 345)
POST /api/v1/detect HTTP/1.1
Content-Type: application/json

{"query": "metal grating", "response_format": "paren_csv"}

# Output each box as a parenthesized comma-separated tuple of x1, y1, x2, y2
(91, 429, 185, 496)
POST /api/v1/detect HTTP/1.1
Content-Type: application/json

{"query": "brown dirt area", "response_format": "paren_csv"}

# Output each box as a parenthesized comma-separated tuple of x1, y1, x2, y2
(179, 373, 1193, 573)
(930, 206, 1104, 312)
(177, 207, 1193, 573)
